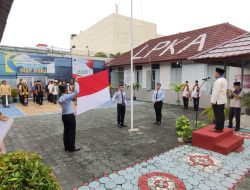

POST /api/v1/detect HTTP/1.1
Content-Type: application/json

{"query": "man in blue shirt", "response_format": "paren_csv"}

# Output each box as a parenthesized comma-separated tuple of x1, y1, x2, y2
(58, 78, 81, 152)
(112, 84, 127, 128)
(152, 82, 165, 125)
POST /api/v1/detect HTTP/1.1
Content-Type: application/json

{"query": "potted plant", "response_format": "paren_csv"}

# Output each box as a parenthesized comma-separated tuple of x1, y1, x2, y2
(109, 84, 116, 97)
(0, 150, 61, 190)
(176, 115, 192, 143)
(243, 93, 250, 115)
(126, 83, 141, 100)
(11, 88, 18, 103)
(170, 83, 184, 105)
(200, 106, 229, 124)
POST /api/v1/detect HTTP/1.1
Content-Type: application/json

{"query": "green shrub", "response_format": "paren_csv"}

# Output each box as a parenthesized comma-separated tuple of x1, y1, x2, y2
(200, 106, 229, 124)
(11, 88, 18, 99)
(0, 150, 61, 190)
(243, 93, 250, 109)
(176, 116, 191, 138)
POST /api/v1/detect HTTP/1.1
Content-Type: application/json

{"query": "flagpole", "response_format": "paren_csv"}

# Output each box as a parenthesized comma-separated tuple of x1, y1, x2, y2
(129, 0, 138, 132)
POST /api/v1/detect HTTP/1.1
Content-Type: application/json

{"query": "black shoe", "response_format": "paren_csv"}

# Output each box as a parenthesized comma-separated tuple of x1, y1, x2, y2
(153, 121, 158, 124)
(157, 121, 161, 125)
(234, 128, 240, 131)
(120, 124, 127, 127)
(69, 147, 82, 152)
(117, 124, 122, 128)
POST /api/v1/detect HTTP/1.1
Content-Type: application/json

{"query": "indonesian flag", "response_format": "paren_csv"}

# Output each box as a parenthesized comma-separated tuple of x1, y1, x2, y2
(77, 70, 110, 115)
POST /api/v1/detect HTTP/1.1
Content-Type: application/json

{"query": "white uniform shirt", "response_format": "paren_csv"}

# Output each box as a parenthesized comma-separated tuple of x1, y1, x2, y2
(112, 91, 126, 104)
(192, 86, 201, 98)
(211, 77, 228, 104)
(152, 89, 165, 102)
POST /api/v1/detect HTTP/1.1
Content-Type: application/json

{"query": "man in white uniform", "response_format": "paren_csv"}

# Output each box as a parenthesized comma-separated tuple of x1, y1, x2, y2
(210, 68, 228, 132)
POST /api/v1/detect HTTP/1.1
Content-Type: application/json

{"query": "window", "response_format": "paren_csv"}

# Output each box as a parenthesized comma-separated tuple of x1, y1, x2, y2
(146, 64, 160, 90)
(135, 65, 142, 86)
(118, 67, 124, 84)
(171, 62, 182, 84)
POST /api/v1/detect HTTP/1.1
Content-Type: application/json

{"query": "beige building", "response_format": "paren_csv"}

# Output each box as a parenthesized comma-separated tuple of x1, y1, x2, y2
(70, 13, 162, 56)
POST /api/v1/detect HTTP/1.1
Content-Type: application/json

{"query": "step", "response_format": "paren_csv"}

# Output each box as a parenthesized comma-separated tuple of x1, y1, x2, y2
(215, 135, 244, 155)
(192, 125, 233, 151)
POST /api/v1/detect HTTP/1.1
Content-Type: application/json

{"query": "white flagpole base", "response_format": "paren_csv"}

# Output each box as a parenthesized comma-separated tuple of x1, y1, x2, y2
(128, 128, 139, 132)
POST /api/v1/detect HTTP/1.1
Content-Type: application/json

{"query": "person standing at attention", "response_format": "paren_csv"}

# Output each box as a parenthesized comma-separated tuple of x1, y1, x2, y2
(210, 68, 228, 133)
(112, 84, 127, 128)
(192, 80, 201, 111)
(182, 81, 190, 109)
(58, 77, 81, 152)
(227, 82, 244, 131)
(152, 82, 165, 125)
(0, 80, 11, 108)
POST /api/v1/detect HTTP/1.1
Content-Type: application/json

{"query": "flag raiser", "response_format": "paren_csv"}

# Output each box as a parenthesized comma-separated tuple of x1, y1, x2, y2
(76, 70, 110, 115)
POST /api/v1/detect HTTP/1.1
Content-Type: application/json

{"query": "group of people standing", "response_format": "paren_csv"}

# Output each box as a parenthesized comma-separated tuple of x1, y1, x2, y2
(182, 80, 201, 111)
(111, 67, 244, 132)
(16, 79, 75, 106)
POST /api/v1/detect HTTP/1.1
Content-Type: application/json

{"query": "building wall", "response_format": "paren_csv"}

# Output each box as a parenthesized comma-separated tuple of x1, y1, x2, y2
(111, 62, 250, 108)
(70, 13, 159, 56)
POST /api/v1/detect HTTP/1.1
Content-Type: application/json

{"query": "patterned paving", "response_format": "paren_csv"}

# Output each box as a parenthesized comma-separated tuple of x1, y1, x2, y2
(77, 132, 250, 190)
(0, 104, 24, 118)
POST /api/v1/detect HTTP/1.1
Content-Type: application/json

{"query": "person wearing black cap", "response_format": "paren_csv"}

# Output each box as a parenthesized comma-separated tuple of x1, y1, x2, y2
(210, 68, 228, 132)
(112, 84, 127, 128)
(192, 80, 201, 111)
(152, 82, 165, 125)
(227, 82, 244, 131)
(58, 78, 81, 152)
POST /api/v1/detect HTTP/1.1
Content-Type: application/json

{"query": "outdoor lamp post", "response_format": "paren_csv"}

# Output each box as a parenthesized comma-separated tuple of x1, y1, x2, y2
(86, 46, 89, 56)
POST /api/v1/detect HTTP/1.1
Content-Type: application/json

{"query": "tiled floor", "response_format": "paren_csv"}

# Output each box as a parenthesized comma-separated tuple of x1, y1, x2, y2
(77, 133, 250, 190)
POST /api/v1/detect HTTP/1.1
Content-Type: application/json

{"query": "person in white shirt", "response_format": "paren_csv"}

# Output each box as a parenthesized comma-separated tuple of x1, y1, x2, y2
(182, 81, 190, 109)
(52, 80, 59, 104)
(112, 84, 127, 128)
(192, 80, 201, 111)
(227, 82, 244, 131)
(152, 82, 165, 125)
(210, 68, 228, 132)
(47, 81, 54, 103)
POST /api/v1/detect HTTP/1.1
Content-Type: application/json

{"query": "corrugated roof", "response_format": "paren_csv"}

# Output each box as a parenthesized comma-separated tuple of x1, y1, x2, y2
(108, 23, 247, 67)
(190, 32, 250, 60)
(0, 0, 14, 42)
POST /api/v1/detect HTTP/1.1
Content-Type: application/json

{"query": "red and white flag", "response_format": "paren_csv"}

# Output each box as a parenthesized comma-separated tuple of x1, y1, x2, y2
(77, 70, 110, 115)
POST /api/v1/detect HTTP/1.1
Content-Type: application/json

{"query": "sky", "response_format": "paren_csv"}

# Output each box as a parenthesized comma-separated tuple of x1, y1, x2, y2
(1, 0, 250, 49)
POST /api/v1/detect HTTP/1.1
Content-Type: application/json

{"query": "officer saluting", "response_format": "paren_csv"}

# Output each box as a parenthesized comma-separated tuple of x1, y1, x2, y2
(152, 82, 165, 125)
(112, 84, 127, 128)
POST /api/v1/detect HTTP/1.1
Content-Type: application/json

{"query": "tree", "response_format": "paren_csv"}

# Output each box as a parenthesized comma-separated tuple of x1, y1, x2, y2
(95, 52, 108, 58)
(109, 52, 122, 58)
(170, 83, 184, 105)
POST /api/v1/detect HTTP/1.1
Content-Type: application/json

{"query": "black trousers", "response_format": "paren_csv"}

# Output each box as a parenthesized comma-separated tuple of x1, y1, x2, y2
(183, 97, 189, 108)
(53, 95, 58, 104)
(48, 93, 53, 102)
(33, 93, 37, 103)
(228, 107, 241, 130)
(37, 93, 43, 105)
(212, 104, 225, 130)
(62, 113, 76, 151)
(19, 94, 23, 104)
(117, 103, 126, 125)
(193, 98, 199, 110)
(1, 95, 10, 107)
(154, 101, 163, 122)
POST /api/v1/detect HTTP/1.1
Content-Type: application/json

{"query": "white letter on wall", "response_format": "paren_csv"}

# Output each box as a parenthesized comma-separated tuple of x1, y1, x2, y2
(143, 41, 171, 59)
(177, 33, 207, 54)
(133, 45, 148, 59)
(159, 37, 189, 56)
